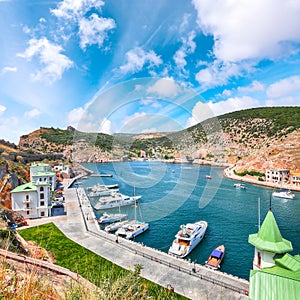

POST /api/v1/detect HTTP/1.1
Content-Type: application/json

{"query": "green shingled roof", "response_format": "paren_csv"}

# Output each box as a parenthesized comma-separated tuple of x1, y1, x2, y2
(11, 182, 37, 193)
(275, 254, 300, 272)
(248, 210, 293, 253)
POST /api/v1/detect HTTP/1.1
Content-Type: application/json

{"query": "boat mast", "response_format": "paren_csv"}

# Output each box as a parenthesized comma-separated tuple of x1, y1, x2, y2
(258, 197, 261, 230)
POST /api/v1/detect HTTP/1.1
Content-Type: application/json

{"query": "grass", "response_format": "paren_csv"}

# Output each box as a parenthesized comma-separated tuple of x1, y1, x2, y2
(19, 223, 186, 299)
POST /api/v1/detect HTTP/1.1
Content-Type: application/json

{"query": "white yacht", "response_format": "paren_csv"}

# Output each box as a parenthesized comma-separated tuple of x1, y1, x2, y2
(105, 220, 129, 233)
(97, 212, 127, 224)
(168, 220, 208, 258)
(272, 190, 295, 199)
(115, 220, 149, 239)
(93, 193, 141, 210)
(88, 184, 119, 197)
(234, 183, 246, 189)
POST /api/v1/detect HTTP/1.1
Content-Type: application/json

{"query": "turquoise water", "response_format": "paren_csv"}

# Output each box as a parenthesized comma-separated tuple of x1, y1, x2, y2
(79, 161, 300, 280)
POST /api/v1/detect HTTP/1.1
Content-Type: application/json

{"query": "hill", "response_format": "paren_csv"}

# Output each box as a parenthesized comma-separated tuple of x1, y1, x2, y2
(17, 107, 300, 172)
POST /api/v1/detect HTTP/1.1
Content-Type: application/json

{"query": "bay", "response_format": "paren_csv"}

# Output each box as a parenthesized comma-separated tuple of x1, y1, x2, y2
(79, 161, 300, 280)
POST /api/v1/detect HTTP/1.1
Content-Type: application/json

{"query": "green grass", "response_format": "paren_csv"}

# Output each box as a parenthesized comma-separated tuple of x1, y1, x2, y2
(19, 223, 186, 299)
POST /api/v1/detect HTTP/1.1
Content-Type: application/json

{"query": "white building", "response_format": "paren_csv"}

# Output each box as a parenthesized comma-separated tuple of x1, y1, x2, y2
(11, 162, 57, 219)
(11, 181, 52, 219)
(30, 163, 57, 191)
(265, 169, 290, 184)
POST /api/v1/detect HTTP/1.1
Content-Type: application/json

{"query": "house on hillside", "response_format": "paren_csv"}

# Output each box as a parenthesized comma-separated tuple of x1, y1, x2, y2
(30, 163, 57, 191)
(290, 170, 300, 187)
(265, 169, 290, 184)
(248, 209, 300, 299)
(11, 162, 57, 219)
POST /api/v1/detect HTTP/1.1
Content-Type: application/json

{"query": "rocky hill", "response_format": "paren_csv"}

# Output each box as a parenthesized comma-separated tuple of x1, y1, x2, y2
(17, 107, 300, 172)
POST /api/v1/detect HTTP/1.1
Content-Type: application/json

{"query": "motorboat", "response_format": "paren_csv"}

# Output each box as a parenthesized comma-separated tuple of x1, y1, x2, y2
(97, 212, 127, 224)
(93, 193, 141, 210)
(205, 175, 211, 179)
(115, 220, 149, 239)
(272, 190, 295, 199)
(168, 220, 208, 258)
(205, 245, 225, 270)
(105, 220, 129, 233)
(234, 183, 246, 189)
(87, 184, 119, 197)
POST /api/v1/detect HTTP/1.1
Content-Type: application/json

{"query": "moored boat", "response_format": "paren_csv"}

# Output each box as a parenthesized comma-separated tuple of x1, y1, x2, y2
(168, 220, 208, 258)
(93, 193, 141, 210)
(205, 175, 211, 179)
(115, 220, 149, 239)
(105, 220, 129, 233)
(97, 212, 127, 224)
(272, 190, 295, 199)
(205, 245, 225, 270)
(88, 184, 119, 197)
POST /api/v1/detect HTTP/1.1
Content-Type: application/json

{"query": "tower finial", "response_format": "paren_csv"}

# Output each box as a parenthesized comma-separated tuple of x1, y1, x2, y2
(269, 194, 272, 211)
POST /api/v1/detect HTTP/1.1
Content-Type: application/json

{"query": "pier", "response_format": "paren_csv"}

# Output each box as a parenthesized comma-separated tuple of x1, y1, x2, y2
(26, 179, 249, 300)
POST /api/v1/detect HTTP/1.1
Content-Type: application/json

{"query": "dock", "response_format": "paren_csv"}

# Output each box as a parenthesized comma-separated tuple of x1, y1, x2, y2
(26, 179, 249, 300)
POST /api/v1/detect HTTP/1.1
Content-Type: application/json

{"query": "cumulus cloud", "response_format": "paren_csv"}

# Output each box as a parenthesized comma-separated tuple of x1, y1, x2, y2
(17, 37, 73, 84)
(146, 77, 180, 98)
(266, 96, 299, 107)
(237, 80, 265, 93)
(186, 96, 261, 127)
(0, 105, 6, 116)
(192, 0, 300, 62)
(173, 31, 196, 72)
(67, 107, 85, 126)
(140, 97, 162, 109)
(99, 117, 113, 134)
(120, 47, 162, 74)
(1, 66, 17, 75)
(24, 108, 41, 119)
(51, 0, 104, 19)
(79, 13, 116, 50)
(266, 75, 300, 98)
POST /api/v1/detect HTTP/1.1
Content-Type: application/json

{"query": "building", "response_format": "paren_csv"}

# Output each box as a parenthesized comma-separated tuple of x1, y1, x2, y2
(11, 162, 57, 219)
(290, 170, 300, 187)
(30, 163, 57, 191)
(11, 181, 52, 219)
(248, 209, 300, 299)
(265, 169, 290, 184)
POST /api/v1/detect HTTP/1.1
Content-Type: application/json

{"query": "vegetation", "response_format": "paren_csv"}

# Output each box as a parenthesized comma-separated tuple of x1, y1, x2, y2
(233, 169, 265, 178)
(19, 223, 185, 299)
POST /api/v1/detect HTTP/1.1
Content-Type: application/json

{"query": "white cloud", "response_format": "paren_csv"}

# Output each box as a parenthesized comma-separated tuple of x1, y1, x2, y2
(140, 97, 162, 109)
(141, 127, 157, 134)
(195, 60, 251, 88)
(24, 108, 41, 119)
(266, 75, 300, 98)
(187, 95, 261, 127)
(51, 0, 104, 19)
(173, 31, 196, 71)
(120, 47, 162, 74)
(122, 112, 147, 127)
(1, 66, 17, 75)
(79, 13, 116, 50)
(237, 80, 265, 93)
(100, 117, 113, 134)
(146, 77, 180, 98)
(192, 0, 300, 62)
(17, 37, 73, 84)
(67, 107, 85, 126)
(0, 105, 6, 116)
(266, 96, 299, 107)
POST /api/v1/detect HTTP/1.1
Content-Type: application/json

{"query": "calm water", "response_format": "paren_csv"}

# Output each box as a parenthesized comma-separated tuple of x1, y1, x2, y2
(78, 161, 300, 280)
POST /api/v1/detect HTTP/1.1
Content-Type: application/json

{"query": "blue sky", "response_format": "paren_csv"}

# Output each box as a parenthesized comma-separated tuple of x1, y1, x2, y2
(1, 0, 300, 143)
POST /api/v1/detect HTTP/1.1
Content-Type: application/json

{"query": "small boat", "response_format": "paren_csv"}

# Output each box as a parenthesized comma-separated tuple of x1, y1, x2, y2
(115, 220, 149, 239)
(168, 221, 208, 258)
(205, 175, 211, 179)
(205, 245, 225, 270)
(105, 220, 129, 233)
(97, 212, 127, 224)
(234, 183, 246, 189)
(272, 190, 295, 199)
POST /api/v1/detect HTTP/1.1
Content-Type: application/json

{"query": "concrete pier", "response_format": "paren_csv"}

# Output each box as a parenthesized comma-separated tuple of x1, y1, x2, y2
(26, 179, 249, 300)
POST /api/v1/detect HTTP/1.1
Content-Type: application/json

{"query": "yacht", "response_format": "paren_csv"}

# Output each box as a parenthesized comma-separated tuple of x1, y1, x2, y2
(87, 184, 119, 197)
(105, 220, 129, 233)
(234, 183, 246, 189)
(272, 190, 295, 199)
(168, 220, 208, 258)
(205, 245, 225, 270)
(93, 193, 141, 210)
(115, 220, 149, 239)
(97, 212, 127, 224)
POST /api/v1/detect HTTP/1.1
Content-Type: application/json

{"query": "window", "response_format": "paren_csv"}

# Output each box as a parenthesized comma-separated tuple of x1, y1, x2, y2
(26, 203, 29, 208)
(26, 195, 29, 200)
(40, 201, 45, 206)
(257, 251, 261, 268)
(27, 211, 30, 215)
(41, 211, 45, 217)
(40, 193, 44, 200)
(40, 187, 44, 192)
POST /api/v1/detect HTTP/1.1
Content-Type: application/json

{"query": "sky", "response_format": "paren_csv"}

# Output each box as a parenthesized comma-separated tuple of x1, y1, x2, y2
(1, 0, 300, 143)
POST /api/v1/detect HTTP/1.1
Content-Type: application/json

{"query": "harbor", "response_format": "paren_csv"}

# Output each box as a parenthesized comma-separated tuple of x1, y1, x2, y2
(26, 180, 249, 299)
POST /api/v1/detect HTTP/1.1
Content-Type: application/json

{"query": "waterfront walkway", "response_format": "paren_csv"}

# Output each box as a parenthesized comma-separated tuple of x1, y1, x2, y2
(26, 179, 249, 300)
